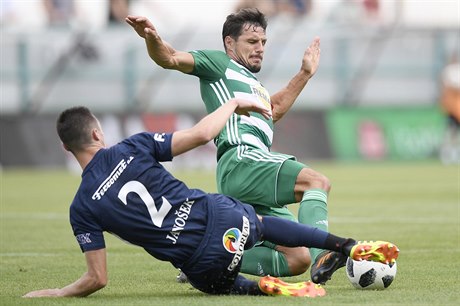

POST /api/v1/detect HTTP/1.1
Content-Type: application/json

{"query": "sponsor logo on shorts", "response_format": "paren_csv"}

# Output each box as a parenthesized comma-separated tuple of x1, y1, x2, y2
(226, 216, 250, 271)
(223, 228, 241, 253)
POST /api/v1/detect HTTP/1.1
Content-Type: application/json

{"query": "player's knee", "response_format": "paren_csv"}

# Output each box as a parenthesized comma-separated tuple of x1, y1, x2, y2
(298, 168, 331, 192)
(311, 170, 331, 192)
(304, 169, 331, 192)
(281, 247, 311, 276)
(291, 259, 311, 275)
(317, 174, 331, 192)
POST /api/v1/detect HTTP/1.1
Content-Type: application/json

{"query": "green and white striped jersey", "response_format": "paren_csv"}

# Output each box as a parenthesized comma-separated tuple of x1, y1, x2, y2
(189, 50, 274, 159)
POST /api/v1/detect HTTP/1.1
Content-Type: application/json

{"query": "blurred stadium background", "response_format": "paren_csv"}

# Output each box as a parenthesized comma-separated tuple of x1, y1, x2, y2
(1, 0, 459, 170)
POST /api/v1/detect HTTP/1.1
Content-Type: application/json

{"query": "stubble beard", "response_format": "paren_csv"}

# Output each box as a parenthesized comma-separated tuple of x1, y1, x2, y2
(248, 63, 262, 73)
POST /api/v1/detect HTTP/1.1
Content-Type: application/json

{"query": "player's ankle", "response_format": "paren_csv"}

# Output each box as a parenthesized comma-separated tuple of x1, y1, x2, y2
(341, 238, 356, 256)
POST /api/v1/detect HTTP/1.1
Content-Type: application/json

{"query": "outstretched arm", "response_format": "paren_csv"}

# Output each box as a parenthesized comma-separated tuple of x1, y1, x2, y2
(126, 15, 194, 73)
(270, 37, 321, 122)
(171, 99, 271, 156)
(23, 249, 107, 298)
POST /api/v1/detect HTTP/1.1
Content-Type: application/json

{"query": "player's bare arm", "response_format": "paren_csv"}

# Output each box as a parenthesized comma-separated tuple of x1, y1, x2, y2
(171, 99, 271, 156)
(270, 37, 321, 122)
(125, 15, 194, 73)
(23, 249, 107, 298)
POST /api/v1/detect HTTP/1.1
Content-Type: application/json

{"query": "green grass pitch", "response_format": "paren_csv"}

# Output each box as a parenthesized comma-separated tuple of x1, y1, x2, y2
(1, 161, 458, 305)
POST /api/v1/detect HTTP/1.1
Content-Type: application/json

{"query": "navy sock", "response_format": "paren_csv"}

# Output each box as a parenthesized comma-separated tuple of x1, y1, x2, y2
(231, 274, 264, 295)
(261, 216, 352, 254)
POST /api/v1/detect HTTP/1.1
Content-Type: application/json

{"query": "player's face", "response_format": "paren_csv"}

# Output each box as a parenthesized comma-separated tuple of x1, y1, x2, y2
(228, 24, 266, 73)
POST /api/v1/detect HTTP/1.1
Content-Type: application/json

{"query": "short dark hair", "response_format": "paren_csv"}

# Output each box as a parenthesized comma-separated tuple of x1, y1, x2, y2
(222, 8, 267, 47)
(56, 106, 98, 153)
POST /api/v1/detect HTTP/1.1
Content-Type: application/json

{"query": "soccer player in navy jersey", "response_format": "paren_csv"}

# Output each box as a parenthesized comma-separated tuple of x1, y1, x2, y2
(23, 99, 398, 298)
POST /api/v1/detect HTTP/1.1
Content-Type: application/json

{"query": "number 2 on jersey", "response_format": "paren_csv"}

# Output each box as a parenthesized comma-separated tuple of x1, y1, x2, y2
(118, 181, 172, 227)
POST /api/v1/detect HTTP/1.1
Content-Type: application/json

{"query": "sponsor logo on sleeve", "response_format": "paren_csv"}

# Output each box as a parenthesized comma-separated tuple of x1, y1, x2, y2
(76, 233, 92, 245)
(154, 133, 165, 142)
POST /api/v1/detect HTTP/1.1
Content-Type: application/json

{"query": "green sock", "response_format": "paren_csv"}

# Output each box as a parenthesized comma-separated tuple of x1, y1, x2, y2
(240, 245, 292, 277)
(298, 188, 329, 263)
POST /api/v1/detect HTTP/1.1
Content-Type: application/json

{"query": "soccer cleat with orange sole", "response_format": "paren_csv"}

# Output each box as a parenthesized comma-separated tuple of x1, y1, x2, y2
(310, 250, 347, 284)
(258, 276, 326, 297)
(350, 241, 400, 266)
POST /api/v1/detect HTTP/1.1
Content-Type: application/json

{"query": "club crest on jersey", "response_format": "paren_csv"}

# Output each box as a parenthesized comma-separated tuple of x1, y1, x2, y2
(226, 216, 250, 271)
(251, 85, 271, 110)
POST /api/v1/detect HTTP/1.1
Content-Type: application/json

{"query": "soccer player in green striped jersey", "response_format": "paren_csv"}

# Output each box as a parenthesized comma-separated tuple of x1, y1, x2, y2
(127, 8, 344, 284)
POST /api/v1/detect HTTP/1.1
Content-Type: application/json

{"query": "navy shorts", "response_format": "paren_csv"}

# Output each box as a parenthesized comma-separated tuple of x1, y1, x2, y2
(181, 194, 262, 294)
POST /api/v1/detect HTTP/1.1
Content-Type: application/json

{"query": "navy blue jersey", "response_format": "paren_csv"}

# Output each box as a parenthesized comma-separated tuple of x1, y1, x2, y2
(69, 132, 212, 267)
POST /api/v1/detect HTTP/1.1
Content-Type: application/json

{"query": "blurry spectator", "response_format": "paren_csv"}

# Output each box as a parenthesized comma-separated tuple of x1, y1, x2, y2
(328, 0, 362, 25)
(108, 0, 131, 24)
(273, 0, 312, 17)
(362, 0, 380, 24)
(329, 0, 381, 25)
(363, 0, 379, 16)
(439, 53, 460, 164)
(235, 0, 311, 18)
(42, 0, 74, 27)
(235, 0, 277, 17)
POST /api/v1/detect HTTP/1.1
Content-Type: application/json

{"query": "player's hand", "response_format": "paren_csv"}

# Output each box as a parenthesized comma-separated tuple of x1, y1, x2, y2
(125, 15, 158, 39)
(232, 99, 271, 119)
(301, 37, 321, 77)
(22, 288, 62, 298)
